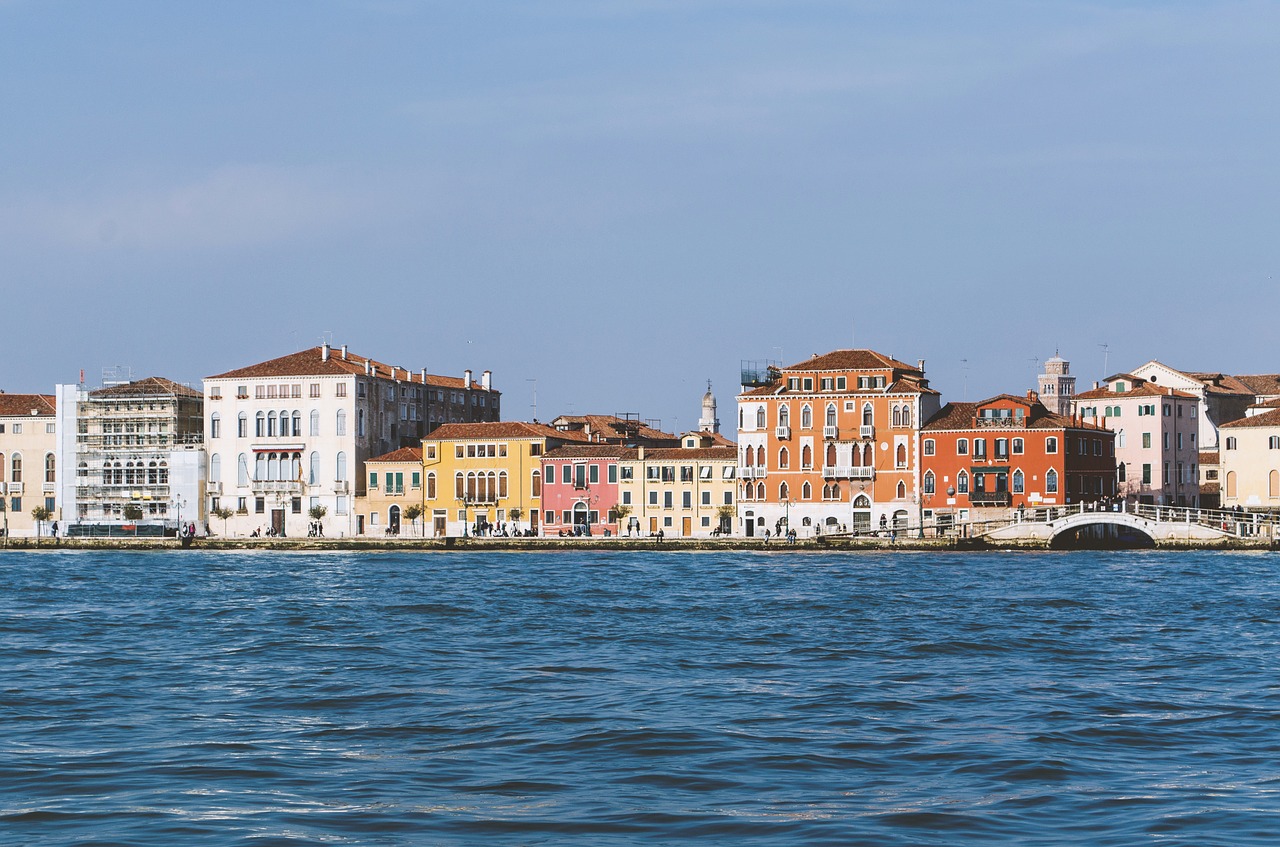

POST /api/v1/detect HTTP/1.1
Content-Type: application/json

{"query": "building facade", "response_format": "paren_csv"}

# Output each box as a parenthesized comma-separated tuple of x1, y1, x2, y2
(0, 393, 58, 537)
(616, 435, 737, 537)
(541, 445, 629, 535)
(1219, 408, 1280, 511)
(736, 349, 941, 537)
(1073, 374, 1200, 506)
(1127, 362, 1252, 451)
(55, 377, 205, 533)
(356, 446, 423, 536)
(922, 393, 1116, 530)
(422, 421, 582, 537)
(1037, 353, 1076, 417)
(203, 344, 498, 538)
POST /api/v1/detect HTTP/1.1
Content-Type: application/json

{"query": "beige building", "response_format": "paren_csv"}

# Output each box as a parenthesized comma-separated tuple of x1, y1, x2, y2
(1219, 408, 1280, 511)
(617, 433, 738, 537)
(357, 446, 423, 536)
(0, 393, 58, 537)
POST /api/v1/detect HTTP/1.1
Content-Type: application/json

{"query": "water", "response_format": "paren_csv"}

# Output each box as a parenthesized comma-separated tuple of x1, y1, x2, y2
(3, 549, 1280, 846)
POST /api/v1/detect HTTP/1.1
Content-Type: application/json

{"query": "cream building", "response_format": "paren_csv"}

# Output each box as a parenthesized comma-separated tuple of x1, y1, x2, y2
(0, 393, 58, 537)
(1219, 408, 1280, 511)
(617, 434, 738, 537)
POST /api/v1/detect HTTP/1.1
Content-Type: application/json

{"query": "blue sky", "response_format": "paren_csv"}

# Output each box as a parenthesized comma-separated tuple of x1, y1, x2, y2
(3, 1, 1278, 430)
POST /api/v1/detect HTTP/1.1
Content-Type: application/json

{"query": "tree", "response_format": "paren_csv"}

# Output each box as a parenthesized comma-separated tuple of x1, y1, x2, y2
(31, 505, 52, 540)
(716, 505, 736, 536)
(308, 504, 328, 522)
(212, 506, 234, 537)
(123, 504, 144, 521)
(404, 504, 424, 536)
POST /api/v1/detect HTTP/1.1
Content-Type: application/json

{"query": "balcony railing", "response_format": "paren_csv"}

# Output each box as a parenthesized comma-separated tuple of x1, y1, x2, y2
(974, 417, 1021, 428)
(332, 480, 350, 494)
(860, 425, 874, 439)
(823, 425, 838, 439)
(42, 482, 57, 494)
(822, 465, 858, 478)
(206, 481, 222, 494)
(775, 425, 791, 440)
(849, 467, 875, 480)
(969, 491, 1012, 506)
(251, 480, 302, 494)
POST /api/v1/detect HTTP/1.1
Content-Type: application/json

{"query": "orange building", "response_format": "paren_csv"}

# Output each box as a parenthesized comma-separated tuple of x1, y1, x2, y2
(921, 393, 1116, 529)
(735, 349, 941, 536)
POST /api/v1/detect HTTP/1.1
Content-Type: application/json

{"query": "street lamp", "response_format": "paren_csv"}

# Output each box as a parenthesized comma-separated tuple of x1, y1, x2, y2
(171, 495, 186, 532)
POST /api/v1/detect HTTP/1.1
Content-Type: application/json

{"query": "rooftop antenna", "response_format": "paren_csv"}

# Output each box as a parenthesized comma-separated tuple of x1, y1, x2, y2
(1029, 355, 1040, 390)
(320, 330, 334, 349)
(1098, 342, 1110, 381)
(960, 359, 969, 401)
(527, 378, 537, 422)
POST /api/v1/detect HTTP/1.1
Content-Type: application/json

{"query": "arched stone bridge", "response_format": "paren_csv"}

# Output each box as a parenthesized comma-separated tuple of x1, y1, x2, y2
(981, 504, 1267, 547)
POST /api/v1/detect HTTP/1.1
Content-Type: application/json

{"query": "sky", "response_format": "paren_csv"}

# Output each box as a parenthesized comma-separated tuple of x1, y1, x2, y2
(3, 0, 1279, 431)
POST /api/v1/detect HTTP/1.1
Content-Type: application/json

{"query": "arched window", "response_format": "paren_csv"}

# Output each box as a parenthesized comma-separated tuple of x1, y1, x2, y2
(499, 472, 508, 498)
(862, 403, 873, 427)
(923, 470, 935, 495)
(1012, 469, 1024, 494)
(895, 443, 907, 468)
(336, 409, 347, 437)
(892, 405, 901, 427)
(310, 410, 320, 436)
(210, 412, 221, 439)
(255, 453, 267, 481)
(148, 460, 158, 485)
(739, 409, 744, 430)
(238, 412, 248, 438)
(862, 443, 872, 466)
(801, 444, 812, 469)
(851, 444, 861, 467)
(853, 494, 870, 509)
(896, 481, 906, 499)
(1046, 469, 1059, 494)
(800, 405, 812, 429)
(267, 412, 277, 437)
(427, 472, 437, 499)
(801, 481, 812, 500)
(211, 454, 222, 483)
(755, 445, 764, 466)
(308, 451, 320, 484)
(778, 405, 790, 427)
(957, 470, 969, 494)
(13, 452, 25, 482)
(779, 481, 789, 500)
(826, 403, 837, 427)
(755, 407, 766, 429)
(778, 447, 789, 469)
(255, 411, 266, 437)
(826, 443, 837, 467)
(237, 454, 249, 486)
(530, 470, 540, 497)
(1225, 471, 1237, 499)
(0, 454, 6, 481)
(44, 453, 55, 483)
(335, 451, 347, 482)
(756, 481, 765, 500)
(1270, 470, 1279, 497)
(902, 406, 912, 428)
(292, 411, 302, 437)
(455, 472, 465, 499)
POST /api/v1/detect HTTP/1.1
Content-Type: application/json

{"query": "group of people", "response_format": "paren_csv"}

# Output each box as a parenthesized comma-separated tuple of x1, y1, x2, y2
(307, 522, 325, 537)
(249, 525, 283, 538)
(471, 519, 534, 537)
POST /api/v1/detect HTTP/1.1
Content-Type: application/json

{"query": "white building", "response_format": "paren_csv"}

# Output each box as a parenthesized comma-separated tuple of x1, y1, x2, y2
(55, 377, 206, 535)
(202, 344, 499, 538)
(0, 393, 58, 537)
(1127, 362, 1253, 451)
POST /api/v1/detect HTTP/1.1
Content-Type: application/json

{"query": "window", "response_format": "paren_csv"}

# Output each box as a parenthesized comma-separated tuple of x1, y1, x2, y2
(336, 452, 347, 481)
(801, 445, 812, 469)
(800, 405, 812, 429)
(923, 438, 935, 456)
(973, 438, 987, 459)
(801, 481, 812, 500)
(238, 413, 248, 438)
(309, 410, 320, 436)
(895, 443, 907, 468)
(1046, 469, 1059, 494)
(1270, 436, 1280, 450)
(210, 413, 221, 439)
(778, 481, 789, 500)
(1012, 470, 1024, 494)
(1012, 438, 1024, 455)
(336, 410, 347, 437)
(682, 491, 692, 509)
(755, 407, 766, 429)
(778, 405, 790, 428)
(1045, 437, 1058, 454)
(778, 447, 789, 469)
(44, 453, 55, 483)
(995, 438, 1008, 460)
(1225, 437, 1237, 451)
(923, 471, 935, 495)
(370, 471, 379, 489)
(589, 464, 600, 484)
(957, 471, 969, 494)
(956, 438, 968, 456)
(663, 491, 673, 509)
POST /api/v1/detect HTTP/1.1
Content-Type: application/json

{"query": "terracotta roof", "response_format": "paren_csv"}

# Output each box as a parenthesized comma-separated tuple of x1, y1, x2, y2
(367, 447, 423, 464)
(1199, 451, 1219, 464)
(639, 446, 738, 461)
(0, 393, 56, 417)
(1073, 383, 1196, 401)
(206, 346, 498, 393)
(425, 421, 587, 442)
(542, 445, 637, 460)
(681, 430, 737, 447)
(1221, 408, 1280, 428)
(89, 377, 201, 399)
(922, 402, 979, 430)
(1237, 374, 1280, 397)
(923, 399, 1109, 433)
(784, 349, 916, 372)
(549, 414, 677, 444)
(1185, 372, 1255, 395)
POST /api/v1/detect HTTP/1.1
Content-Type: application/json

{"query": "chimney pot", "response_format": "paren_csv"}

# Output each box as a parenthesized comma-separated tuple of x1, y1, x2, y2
(464, 369, 472, 389)
(341, 345, 348, 360)
(322, 344, 329, 362)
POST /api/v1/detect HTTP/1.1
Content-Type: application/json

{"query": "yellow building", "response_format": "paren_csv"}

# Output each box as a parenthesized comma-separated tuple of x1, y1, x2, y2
(1220, 408, 1280, 511)
(356, 447, 424, 536)
(617, 433, 738, 537)
(422, 422, 585, 537)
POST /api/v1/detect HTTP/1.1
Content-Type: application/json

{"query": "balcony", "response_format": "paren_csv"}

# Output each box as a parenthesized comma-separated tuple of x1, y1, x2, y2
(849, 467, 875, 480)
(332, 480, 350, 494)
(969, 491, 1012, 507)
(822, 465, 857, 478)
(860, 425, 874, 439)
(251, 479, 302, 494)
(974, 417, 1020, 428)
(42, 482, 57, 494)
(823, 425, 838, 439)
(6, 482, 23, 495)
(775, 425, 791, 440)
(206, 481, 222, 495)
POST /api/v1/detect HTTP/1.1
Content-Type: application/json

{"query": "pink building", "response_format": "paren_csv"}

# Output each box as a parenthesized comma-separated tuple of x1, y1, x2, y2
(540, 445, 629, 535)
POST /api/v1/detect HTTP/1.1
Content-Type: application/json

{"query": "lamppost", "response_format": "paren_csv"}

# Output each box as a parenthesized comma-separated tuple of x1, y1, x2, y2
(457, 493, 474, 537)
(171, 494, 186, 532)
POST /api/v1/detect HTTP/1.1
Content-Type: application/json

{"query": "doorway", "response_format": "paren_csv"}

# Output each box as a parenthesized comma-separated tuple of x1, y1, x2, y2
(389, 505, 401, 535)
(271, 508, 285, 537)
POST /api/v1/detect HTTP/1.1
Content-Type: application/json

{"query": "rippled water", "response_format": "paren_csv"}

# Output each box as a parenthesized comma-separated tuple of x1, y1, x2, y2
(3, 549, 1280, 845)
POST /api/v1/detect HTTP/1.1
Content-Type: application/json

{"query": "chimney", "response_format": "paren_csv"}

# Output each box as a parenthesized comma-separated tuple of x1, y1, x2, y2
(421, 368, 427, 384)
(481, 370, 491, 390)
(364, 359, 370, 375)
(918, 359, 925, 372)
(638, 445, 645, 461)
(1027, 390, 1039, 403)
(1094, 381, 1100, 390)
(341, 345, 348, 360)
(464, 369, 473, 389)
(322, 344, 330, 362)
(391, 366, 397, 381)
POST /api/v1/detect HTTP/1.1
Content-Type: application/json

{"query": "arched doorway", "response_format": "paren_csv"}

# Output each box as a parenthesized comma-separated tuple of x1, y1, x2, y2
(852, 494, 871, 534)
(573, 502, 589, 535)
(389, 504, 401, 535)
